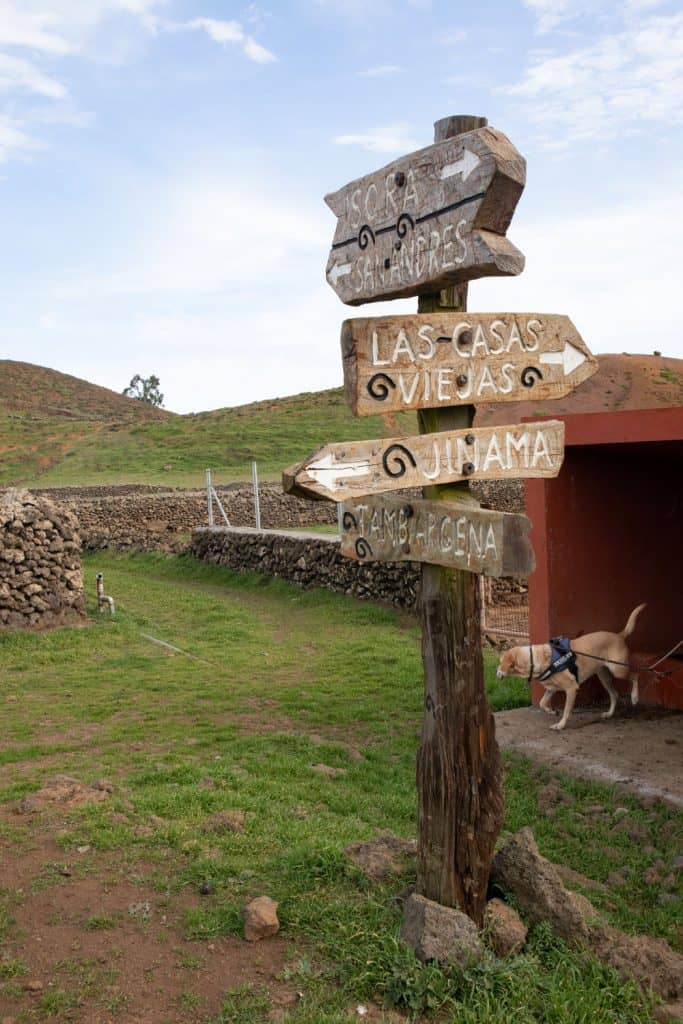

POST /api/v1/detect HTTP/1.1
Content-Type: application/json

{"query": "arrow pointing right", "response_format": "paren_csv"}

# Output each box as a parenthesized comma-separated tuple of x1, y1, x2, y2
(440, 148, 481, 182)
(540, 342, 587, 376)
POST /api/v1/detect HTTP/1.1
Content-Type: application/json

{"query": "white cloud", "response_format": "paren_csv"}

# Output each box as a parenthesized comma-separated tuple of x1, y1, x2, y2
(522, 0, 671, 33)
(475, 188, 682, 362)
(0, 2, 71, 55)
(502, 11, 683, 144)
(186, 17, 276, 63)
(52, 176, 327, 300)
(0, 53, 66, 99)
(0, 114, 36, 161)
(333, 122, 422, 153)
(357, 64, 402, 76)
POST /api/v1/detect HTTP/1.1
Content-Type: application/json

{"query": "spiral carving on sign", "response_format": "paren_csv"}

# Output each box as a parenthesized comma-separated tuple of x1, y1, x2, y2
(367, 373, 396, 401)
(358, 224, 375, 250)
(382, 444, 417, 478)
(342, 511, 357, 531)
(521, 366, 543, 388)
(396, 212, 415, 238)
(355, 538, 372, 559)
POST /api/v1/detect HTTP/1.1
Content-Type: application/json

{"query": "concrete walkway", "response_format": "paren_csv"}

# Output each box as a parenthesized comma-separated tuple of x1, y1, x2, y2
(495, 705, 683, 808)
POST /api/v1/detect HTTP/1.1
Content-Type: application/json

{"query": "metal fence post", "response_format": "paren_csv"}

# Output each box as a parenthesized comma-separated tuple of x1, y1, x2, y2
(252, 460, 261, 531)
(206, 468, 214, 527)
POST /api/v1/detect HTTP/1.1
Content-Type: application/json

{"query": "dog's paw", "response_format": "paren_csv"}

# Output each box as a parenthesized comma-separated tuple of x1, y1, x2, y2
(631, 693, 639, 706)
(550, 721, 566, 731)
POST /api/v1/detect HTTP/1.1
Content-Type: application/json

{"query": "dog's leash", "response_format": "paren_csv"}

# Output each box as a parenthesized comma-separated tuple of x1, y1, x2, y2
(549, 639, 682, 683)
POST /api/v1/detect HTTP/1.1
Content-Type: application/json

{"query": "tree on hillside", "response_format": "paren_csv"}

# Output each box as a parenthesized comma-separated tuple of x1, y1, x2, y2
(123, 374, 164, 407)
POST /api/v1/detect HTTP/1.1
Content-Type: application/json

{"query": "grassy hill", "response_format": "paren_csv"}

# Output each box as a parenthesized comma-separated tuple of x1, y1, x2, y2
(0, 360, 417, 487)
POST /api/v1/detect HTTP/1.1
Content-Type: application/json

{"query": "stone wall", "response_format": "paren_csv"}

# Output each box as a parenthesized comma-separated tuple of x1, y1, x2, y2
(189, 527, 419, 609)
(34, 484, 338, 552)
(35, 480, 525, 553)
(0, 489, 86, 631)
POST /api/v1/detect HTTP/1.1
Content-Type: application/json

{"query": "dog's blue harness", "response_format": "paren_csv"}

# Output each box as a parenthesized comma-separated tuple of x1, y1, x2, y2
(537, 637, 579, 683)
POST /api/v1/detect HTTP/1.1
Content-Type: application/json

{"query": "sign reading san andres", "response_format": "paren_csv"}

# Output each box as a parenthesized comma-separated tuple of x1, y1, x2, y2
(325, 125, 526, 305)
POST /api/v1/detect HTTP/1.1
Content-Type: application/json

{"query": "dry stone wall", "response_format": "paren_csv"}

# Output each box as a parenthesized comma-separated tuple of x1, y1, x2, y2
(190, 527, 419, 609)
(36, 484, 338, 551)
(0, 489, 85, 631)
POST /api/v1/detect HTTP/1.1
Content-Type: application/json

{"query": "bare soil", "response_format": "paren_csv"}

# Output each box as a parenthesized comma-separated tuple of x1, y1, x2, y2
(0, 818, 294, 1024)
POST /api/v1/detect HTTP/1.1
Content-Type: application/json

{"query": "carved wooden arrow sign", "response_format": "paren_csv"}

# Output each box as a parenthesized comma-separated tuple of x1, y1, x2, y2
(340, 495, 535, 578)
(325, 125, 525, 306)
(342, 313, 597, 415)
(283, 420, 564, 502)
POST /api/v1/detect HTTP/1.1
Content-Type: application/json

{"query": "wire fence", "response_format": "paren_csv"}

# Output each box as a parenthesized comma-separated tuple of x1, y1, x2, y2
(480, 577, 530, 640)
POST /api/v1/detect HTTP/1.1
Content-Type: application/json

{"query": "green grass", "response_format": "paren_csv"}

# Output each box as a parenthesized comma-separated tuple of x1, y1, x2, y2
(0, 552, 678, 1022)
(1, 386, 417, 488)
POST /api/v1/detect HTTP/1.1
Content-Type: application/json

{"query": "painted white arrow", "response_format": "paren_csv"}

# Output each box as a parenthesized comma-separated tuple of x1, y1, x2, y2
(329, 262, 352, 285)
(306, 452, 371, 490)
(540, 342, 587, 376)
(440, 148, 480, 183)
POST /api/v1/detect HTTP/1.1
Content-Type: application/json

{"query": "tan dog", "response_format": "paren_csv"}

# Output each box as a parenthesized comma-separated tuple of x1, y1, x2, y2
(496, 604, 646, 731)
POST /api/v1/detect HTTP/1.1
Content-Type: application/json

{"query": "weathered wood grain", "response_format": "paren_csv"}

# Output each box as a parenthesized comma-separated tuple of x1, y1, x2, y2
(283, 420, 564, 502)
(413, 115, 504, 929)
(341, 313, 597, 415)
(325, 125, 526, 305)
(340, 495, 535, 578)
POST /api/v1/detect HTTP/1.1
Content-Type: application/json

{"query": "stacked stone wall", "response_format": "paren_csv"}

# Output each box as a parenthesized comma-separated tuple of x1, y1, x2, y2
(189, 527, 419, 609)
(0, 489, 85, 631)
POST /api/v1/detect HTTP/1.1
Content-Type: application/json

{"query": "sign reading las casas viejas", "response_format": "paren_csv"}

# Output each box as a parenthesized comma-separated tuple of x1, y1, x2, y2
(342, 313, 597, 416)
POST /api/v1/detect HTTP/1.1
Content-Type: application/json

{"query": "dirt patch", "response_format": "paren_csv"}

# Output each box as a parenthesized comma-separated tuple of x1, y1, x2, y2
(496, 705, 683, 807)
(0, 827, 294, 1023)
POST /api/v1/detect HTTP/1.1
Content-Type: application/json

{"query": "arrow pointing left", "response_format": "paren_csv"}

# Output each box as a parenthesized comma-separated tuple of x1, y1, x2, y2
(305, 451, 371, 489)
(328, 262, 352, 286)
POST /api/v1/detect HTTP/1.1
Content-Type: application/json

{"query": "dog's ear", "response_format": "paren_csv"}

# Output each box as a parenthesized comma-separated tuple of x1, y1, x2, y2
(498, 648, 516, 676)
(508, 647, 529, 678)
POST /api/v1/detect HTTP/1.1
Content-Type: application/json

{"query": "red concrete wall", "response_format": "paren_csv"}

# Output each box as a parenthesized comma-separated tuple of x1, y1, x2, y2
(526, 408, 683, 711)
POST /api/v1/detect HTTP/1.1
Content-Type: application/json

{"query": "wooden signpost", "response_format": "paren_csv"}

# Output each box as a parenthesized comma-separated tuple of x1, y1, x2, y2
(340, 495, 535, 578)
(284, 420, 564, 502)
(283, 113, 596, 929)
(341, 313, 598, 415)
(325, 125, 525, 305)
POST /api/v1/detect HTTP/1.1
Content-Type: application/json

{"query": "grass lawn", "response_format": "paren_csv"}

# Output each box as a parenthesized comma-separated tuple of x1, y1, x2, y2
(0, 552, 679, 1022)
(3, 389, 418, 489)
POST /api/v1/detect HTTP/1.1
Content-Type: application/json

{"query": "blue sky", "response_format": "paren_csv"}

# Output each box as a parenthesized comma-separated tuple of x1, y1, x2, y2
(1, 0, 681, 412)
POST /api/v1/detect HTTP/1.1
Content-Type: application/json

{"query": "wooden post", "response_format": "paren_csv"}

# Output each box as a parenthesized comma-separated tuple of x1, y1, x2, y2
(415, 115, 504, 926)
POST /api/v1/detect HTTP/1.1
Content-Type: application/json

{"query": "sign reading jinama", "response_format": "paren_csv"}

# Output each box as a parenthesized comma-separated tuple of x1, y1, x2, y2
(325, 126, 526, 305)
(283, 420, 564, 503)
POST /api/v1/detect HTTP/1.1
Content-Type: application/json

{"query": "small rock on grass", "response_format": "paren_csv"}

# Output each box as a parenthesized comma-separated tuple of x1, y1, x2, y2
(244, 896, 279, 942)
(400, 893, 483, 967)
(484, 898, 527, 957)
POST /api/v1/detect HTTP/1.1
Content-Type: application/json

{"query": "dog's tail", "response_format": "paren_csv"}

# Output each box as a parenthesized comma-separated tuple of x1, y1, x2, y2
(621, 603, 646, 638)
